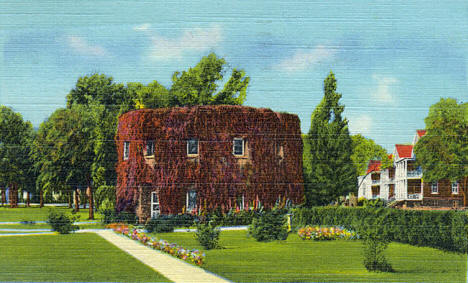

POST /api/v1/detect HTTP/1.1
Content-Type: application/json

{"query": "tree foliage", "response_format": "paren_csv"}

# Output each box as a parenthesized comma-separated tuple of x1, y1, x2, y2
(351, 134, 391, 176)
(0, 106, 35, 207)
(304, 72, 357, 206)
(169, 53, 249, 106)
(414, 98, 468, 205)
(33, 106, 96, 216)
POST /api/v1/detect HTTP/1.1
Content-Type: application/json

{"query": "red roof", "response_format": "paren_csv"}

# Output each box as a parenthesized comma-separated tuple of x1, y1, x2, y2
(417, 130, 427, 137)
(395, 144, 413, 159)
(367, 160, 381, 174)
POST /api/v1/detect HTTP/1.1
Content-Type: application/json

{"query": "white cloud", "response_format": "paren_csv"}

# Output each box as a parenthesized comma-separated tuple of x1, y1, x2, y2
(371, 74, 398, 104)
(133, 23, 151, 31)
(148, 25, 223, 61)
(66, 36, 108, 57)
(349, 114, 373, 136)
(274, 45, 335, 73)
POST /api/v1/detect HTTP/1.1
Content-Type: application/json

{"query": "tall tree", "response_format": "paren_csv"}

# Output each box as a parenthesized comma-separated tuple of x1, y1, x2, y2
(0, 106, 35, 207)
(66, 74, 126, 216)
(170, 52, 249, 106)
(33, 106, 96, 217)
(351, 134, 392, 176)
(414, 98, 468, 205)
(304, 72, 357, 206)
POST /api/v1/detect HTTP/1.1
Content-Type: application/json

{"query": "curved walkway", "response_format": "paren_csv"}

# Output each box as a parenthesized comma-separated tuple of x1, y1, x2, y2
(95, 229, 230, 283)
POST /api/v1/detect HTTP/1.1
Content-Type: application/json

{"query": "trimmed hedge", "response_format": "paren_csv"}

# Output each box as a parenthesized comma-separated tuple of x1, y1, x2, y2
(101, 209, 138, 225)
(292, 207, 468, 253)
(144, 214, 195, 233)
(206, 209, 259, 227)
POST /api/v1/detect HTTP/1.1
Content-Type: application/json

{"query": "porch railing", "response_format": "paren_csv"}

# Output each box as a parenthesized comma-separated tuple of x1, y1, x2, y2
(407, 193, 422, 200)
(407, 168, 423, 178)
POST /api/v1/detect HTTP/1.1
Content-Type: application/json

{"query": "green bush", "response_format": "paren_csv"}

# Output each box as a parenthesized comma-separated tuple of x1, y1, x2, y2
(47, 210, 79, 234)
(101, 209, 137, 225)
(145, 215, 177, 233)
(362, 198, 385, 207)
(355, 216, 393, 272)
(173, 214, 195, 229)
(95, 185, 116, 210)
(292, 207, 468, 253)
(249, 208, 288, 242)
(362, 237, 393, 272)
(221, 209, 258, 226)
(195, 221, 221, 249)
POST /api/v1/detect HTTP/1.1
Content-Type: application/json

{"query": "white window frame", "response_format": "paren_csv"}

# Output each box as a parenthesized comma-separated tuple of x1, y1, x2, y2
(123, 141, 130, 160)
(452, 181, 459, 194)
(236, 194, 245, 210)
(187, 139, 199, 156)
(145, 140, 155, 156)
(151, 192, 160, 218)
(233, 138, 244, 156)
(431, 182, 438, 194)
(186, 190, 197, 212)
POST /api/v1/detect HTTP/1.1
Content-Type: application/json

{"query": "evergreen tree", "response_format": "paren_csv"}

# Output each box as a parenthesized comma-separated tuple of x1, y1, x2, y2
(304, 72, 357, 206)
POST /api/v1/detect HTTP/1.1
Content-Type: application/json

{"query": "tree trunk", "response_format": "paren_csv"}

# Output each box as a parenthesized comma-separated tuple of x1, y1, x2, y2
(26, 191, 30, 207)
(8, 184, 18, 208)
(87, 186, 94, 220)
(1, 189, 5, 206)
(68, 191, 72, 208)
(74, 188, 80, 212)
(39, 189, 44, 208)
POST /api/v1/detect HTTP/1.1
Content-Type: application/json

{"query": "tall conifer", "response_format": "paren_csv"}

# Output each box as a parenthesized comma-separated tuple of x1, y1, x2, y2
(304, 72, 357, 205)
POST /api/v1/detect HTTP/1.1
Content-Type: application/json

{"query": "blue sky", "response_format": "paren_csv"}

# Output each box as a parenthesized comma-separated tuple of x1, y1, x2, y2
(0, 0, 467, 151)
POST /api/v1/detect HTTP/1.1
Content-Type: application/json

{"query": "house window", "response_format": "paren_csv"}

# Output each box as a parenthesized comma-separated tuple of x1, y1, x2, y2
(233, 138, 244, 156)
(452, 182, 459, 194)
(146, 140, 155, 156)
(123, 141, 130, 160)
(187, 139, 199, 155)
(186, 190, 197, 212)
(431, 182, 438, 194)
(151, 192, 160, 218)
(236, 195, 245, 210)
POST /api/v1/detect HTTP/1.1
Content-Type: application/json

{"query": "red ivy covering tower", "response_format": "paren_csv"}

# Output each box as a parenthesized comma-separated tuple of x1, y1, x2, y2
(115, 105, 304, 221)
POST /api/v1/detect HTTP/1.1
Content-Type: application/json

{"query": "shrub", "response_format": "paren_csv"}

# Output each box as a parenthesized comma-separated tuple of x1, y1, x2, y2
(101, 209, 137, 225)
(363, 198, 385, 207)
(47, 210, 79, 234)
(362, 237, 393, 272)
(173, 214, 195, 229)
(357, 217, 393, 272)
(221, 209, 258, 226)
(95, 185, 116, 210)
(195, 221, 221, 249)
(249, 208, 288, 242)
(145, 215, 177, 233)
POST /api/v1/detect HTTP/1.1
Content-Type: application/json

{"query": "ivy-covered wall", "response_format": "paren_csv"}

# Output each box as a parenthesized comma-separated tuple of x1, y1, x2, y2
(115, 105, 304, 219)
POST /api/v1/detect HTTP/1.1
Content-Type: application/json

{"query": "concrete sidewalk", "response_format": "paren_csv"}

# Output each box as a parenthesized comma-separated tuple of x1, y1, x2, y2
(95, 229, 230, 283)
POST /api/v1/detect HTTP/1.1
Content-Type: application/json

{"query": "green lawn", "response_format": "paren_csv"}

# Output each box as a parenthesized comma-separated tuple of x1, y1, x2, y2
(151, 230, 466, 282)
(0, 206, 102, 222)
(0, 233, 170, 282)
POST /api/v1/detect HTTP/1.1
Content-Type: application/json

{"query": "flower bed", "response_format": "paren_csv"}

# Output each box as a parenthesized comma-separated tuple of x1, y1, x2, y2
(298, 226, 357, 241)
(108, 223, 205, 266)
